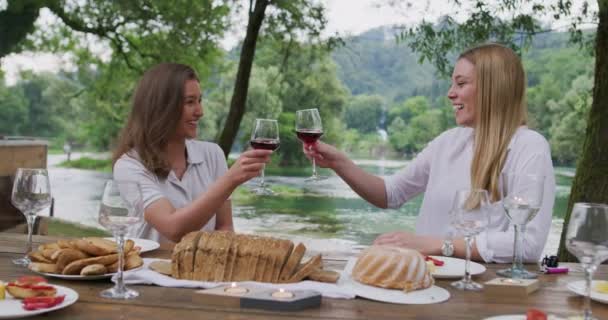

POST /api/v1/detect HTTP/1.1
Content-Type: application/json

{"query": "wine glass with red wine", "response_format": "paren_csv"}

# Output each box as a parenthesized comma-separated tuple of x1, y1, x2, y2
(250, 118, 280, 195)
(295, 108, 326, 181)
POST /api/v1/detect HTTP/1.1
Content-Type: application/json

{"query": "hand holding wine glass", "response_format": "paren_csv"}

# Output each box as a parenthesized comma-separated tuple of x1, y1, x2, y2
(296, 108, 326, 181)
(11, 168, 52, 266)
(98, 180, 143, 299)
(496, 173, 545, 279)
(450, 189, 490, 291)
(566, 203, 608, 320)
(249, 118, 279, 195)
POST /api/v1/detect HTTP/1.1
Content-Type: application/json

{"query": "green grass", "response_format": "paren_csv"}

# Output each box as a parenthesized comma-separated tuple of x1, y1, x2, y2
(47, 219, 110, 237)
(58, 157, 112, 172)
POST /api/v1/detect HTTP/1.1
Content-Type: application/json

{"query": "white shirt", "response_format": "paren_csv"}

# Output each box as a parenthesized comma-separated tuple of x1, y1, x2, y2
(384, 126, 555, 263)
(113, 140, 229, 243)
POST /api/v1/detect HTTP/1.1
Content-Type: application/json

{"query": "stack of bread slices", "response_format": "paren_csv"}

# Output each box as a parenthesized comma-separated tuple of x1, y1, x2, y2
(169, 231, 339, 283)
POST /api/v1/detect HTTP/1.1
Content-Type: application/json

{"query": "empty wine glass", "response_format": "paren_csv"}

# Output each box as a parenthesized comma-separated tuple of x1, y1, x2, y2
(496, 173, 545, 279)
(450, 189, 490, 291)
(295, 108, 326, 181)
(11, 168, 52, 266)
(249, 118, 280, 195)
(98, 180, 143, 299)
(565, 203, 608, 320)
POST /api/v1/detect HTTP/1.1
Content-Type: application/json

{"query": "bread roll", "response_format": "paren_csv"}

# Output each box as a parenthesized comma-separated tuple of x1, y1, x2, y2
(352, 245, 433, 292)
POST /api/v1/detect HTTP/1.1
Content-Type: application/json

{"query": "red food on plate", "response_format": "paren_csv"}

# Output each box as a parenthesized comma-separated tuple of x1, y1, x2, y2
(526, 308, 547, 320)
(22, 295, 65, 311)
(6, 277, 56, 299)
(425, 256, 445, 266)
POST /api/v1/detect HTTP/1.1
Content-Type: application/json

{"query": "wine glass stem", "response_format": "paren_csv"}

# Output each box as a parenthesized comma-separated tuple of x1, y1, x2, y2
(260, 164, 266, 188)
(512, 224, 525, 275)
(312, 156, 318, 178)
(464, 236, 472, 283)
(583, 266, 594, 319)
(25, 214, 36, 256)
(115, 233, 126, 292)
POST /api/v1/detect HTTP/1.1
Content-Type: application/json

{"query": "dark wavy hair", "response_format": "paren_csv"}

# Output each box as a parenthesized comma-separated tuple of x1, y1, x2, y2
(112, 63, 199, 178)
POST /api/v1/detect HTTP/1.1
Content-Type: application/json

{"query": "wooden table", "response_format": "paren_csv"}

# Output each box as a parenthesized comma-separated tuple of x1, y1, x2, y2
(1, 233, 607, 319)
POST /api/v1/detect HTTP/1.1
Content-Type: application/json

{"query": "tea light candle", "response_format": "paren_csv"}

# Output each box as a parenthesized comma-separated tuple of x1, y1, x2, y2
(224, 282, 249, 295)
(271, 288, 294, 299)
(499, 278, 523, 285)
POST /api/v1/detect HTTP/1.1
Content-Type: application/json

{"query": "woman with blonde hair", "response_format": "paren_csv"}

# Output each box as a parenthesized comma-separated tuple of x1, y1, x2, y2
(113, 63, 272, 243)
(304, 44, 555, 263)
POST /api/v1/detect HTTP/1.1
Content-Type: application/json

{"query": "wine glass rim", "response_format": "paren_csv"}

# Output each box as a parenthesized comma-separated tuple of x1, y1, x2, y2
(573, 202, 608, 209)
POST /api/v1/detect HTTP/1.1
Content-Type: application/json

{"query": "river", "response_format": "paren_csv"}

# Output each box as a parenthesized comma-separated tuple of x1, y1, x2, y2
(46, 153, 569, 259)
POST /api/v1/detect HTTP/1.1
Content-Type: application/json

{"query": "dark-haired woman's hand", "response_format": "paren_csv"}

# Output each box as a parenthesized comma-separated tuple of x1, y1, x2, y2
(227, 149, 272, 185)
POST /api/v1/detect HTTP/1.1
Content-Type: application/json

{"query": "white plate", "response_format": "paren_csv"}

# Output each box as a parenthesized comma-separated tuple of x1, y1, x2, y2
(104, 237, 160, 253)
(340, 258, 450, 304)
(0, 284, 78, 319)
(429, 255, 486, 279)
(567, 280, 608, 304)
(30, 265, 143, 281)
(29, 271, 113, 280)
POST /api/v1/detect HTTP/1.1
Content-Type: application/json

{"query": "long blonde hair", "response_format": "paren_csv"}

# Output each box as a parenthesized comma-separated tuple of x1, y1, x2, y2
(460, 44, 527, 201)
(112, 63, 199, 179)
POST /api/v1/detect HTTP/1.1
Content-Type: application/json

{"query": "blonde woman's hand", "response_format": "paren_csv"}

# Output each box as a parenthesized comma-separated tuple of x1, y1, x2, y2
(227, 149, 272, 185)
(302, 141, 347, 170)
(373, 231, 443, 256)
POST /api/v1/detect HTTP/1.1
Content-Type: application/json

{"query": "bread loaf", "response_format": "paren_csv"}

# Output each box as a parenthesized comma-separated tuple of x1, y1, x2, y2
(352, 245, 433, 292)
(170, 231, 295, 283)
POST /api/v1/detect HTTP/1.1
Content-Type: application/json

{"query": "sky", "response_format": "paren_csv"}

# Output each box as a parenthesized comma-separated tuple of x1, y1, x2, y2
(0, 0, 597, 84)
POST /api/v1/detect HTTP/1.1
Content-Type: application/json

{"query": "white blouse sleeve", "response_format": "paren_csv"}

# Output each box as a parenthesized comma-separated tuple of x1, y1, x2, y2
(113, 155, 165, 210)
(383, 138, 436, 209)
(475, 139, 555, 263)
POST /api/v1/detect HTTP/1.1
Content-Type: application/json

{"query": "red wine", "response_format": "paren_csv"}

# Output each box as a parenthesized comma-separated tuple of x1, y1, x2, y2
(250, 139, 280, 151)
(296, 130, 323, 144)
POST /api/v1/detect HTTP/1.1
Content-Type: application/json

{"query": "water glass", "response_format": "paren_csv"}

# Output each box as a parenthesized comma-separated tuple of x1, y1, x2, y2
(98, 180, 143, 299)
(450, 189, 490, 291)
(496, 173, 545, 279)
(565, 202, 608, 320)
(11, 168, 52, 266)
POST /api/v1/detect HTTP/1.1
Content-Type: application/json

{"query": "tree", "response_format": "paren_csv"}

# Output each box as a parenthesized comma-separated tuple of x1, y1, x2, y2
(0, 0, 332, 156)
(387, 0, 605, 261)
(343, 95, 385, 133)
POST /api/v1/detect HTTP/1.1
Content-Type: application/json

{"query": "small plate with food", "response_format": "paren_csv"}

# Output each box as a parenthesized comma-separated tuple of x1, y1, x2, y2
(340, 246, 450, 304)
(104, 237, 160, 253)
(483, 308, 577, 320)
(567, 280, 608, 304)
(0, 276, 78, 319)
(426, 255, 486, 279)
(27, 237, 144, 280)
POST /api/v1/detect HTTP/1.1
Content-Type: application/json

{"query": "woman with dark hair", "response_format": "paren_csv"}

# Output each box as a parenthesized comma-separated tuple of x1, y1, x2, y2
(303, 44, 555, 263)
(113, 63, 272, 243)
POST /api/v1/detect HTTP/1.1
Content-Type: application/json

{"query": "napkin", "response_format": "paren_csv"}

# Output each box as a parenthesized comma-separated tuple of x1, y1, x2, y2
(116, 258, 356, 299)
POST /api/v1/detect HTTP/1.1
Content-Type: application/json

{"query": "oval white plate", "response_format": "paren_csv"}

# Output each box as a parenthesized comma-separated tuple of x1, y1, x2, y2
(567, 280, 608, 304)
(0, 284, 78, 319)
(29, 271, 113, 280)
(104, 237, 160, 253)
(30, 265, 143, 281)
(429, 255, 486, 279)
(340, 258, 450, 304)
